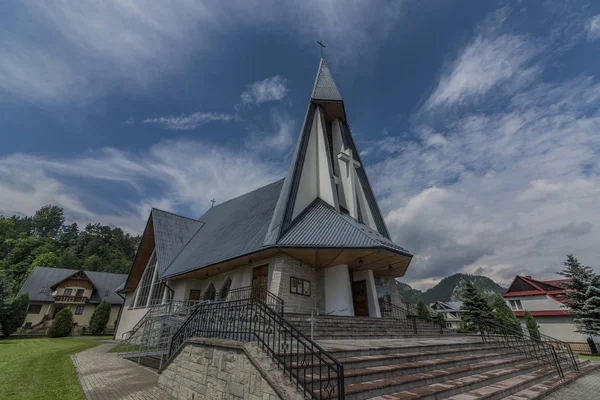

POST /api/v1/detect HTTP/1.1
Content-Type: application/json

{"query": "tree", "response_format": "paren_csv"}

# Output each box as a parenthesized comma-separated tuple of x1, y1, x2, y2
(576, 274, 600, 337)
(461, 281, 494, 330)
(83, 255, 103, 271)
(89, 300, 111, 334)
(435, 311, 446, 328)
(0, 293, 30, 337)
(32, 205, 65, 238)
(524, 311, 540, 341)
(48, 308, 73, 338)
(492, 293, 520, 330)
(417, 299, 432, 322)
(31, 252, 59, 267)
(558, 253, 596, 335)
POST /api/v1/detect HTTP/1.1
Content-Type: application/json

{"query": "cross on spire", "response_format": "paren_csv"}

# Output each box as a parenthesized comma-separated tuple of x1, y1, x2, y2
(317, 40, 326, 59)
(210, 199, 216, 208)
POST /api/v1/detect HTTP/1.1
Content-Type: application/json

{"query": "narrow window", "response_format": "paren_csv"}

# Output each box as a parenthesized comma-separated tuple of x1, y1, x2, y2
(75, 305, 85, 315)
(76, 289, 84, 297)
(203, 283, 216, 301)
(220, 278, 232, 300)
(63, 288, 73, 296)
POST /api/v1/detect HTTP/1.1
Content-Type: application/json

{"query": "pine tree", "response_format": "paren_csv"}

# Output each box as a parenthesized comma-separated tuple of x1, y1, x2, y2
(558, 253, 596, 335)
(89, 300, 111, 334)
(0, 293, 29, 337)
(577, 274, 600, 336)
(417, 298, 432, 322)
(48, 308, 73, 338)
(492, 293, 520, 330)
(461, 281, 494, 330)
(435, 311, 446, 328)
(524, 311, 540, 341)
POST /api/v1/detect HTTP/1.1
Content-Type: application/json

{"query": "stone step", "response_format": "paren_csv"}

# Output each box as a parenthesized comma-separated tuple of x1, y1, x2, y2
(311, 333, 450, 340)
(305, 351, 524, 386)
(339, 358, 542, 400)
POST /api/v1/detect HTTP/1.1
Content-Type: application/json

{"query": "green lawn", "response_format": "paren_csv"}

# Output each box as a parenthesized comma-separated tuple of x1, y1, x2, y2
(0, 337, 102, 400)
(579, 354, 600, 361)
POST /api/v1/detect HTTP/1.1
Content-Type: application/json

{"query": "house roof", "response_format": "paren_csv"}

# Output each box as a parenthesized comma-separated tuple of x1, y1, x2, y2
(17, 266, 127, 304)
(504, 275, 568, 303)
(431, 301, 464, 311)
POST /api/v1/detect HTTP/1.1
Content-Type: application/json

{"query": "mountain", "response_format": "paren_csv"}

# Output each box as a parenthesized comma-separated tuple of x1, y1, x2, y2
(396, 273, 507, 304)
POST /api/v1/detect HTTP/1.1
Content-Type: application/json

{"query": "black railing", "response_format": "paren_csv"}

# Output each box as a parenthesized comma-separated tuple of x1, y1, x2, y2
(219, 285, 284, 316)
(169, 297, 344, 400)
(475, 318, 579, 379)
(382, 302, 445, 334)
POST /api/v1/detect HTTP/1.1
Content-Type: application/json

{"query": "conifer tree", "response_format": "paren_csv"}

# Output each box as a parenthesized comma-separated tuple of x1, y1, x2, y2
(492, 293, 520, 330)
(417, 298, 432, 322)
(524, 311, 540, 341)
(89, 300, 111, 335)
(577, 274, 600, 336)
(461, 281, 493, 331)
(558, 253, 596, 335)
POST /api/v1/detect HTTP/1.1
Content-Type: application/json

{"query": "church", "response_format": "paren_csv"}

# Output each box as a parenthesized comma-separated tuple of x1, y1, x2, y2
(114, 57, 413, 339)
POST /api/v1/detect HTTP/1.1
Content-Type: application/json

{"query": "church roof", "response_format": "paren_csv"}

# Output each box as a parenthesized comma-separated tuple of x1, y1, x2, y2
(311, 59, 342, 101)
(162, 179, 285, 278)
(277, 199, 409, 255)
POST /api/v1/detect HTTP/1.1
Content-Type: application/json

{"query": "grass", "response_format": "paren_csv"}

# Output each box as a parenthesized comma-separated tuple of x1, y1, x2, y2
(578, 354, 600, 361)
(0, 337, 102, 400)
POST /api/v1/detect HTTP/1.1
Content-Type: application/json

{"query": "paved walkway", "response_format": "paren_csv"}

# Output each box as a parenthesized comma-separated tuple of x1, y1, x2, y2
(542, 366, 600, 400)
(71, 343, 172, 400)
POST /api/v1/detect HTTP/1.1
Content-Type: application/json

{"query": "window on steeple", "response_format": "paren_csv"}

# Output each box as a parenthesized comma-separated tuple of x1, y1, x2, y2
(220, 278, 232, 300)
(204, 283, 216, 301)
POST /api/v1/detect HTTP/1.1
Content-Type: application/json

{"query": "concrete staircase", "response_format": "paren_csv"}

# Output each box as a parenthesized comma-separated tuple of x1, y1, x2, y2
(285, 313, 450, 340)
(282, 314, 593, 399)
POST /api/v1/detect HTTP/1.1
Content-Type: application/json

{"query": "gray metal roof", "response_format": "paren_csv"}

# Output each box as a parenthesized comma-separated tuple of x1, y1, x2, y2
(152, 209, 204, 276)
(311, 59, 342, 101)
(162, 179, 285, 278)
(277, 199, 409, 254)
(17, 267, 126, 304)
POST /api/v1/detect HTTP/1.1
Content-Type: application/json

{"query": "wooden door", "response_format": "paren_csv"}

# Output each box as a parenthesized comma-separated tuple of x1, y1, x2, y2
(252, 265, 269, 300)
(352, 280, 369, 317)
(188, 289, 201, 301)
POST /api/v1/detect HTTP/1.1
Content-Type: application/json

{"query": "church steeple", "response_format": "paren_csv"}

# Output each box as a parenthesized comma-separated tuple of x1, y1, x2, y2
(264, 57, 390, 245)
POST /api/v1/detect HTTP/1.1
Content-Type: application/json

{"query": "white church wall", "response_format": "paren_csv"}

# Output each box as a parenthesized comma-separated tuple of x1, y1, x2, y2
(114, 291, 151, 339)
(316, 112, 336, 207)
(324, 264, 354, 316)
(269, 254, 318, 314)
(353, 270, 381, 317)
(293, 113, 320, 219)
(356, 179, 378, 231)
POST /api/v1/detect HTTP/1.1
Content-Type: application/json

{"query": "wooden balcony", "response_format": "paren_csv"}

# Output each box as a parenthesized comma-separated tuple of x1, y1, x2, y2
(54, 295, 88, 304)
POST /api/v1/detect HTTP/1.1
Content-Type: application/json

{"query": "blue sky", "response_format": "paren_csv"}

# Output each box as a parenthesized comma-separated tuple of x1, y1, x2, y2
(1, 1, 600, 289)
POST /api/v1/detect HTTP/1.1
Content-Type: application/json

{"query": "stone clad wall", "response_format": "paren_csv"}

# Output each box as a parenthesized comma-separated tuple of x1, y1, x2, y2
(382, 276, 405, 307)
(159, 338, 302, 400)
(269, 255, 319, 314)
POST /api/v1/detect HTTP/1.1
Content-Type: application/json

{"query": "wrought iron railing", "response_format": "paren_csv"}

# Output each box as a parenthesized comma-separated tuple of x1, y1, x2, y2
(54, 295, 88, 303)
(475, 318, 579, 379)
(382, 302, 445, 334)
(218, 285, 284, 316)
(169, 297, 344, 400)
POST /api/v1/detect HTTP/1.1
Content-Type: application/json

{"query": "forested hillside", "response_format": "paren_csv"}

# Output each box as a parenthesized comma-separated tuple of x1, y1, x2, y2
(397, 273, 507, 304)
(0, 205, 139, 294)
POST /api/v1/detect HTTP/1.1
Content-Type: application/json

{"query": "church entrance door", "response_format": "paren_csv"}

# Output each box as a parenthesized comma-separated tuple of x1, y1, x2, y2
(352, 280, 369, 316)
(252, 265, 269, 300)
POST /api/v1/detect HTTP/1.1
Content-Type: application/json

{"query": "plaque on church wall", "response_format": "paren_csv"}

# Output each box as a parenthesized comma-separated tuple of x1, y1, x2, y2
(290, 277, 311, 296)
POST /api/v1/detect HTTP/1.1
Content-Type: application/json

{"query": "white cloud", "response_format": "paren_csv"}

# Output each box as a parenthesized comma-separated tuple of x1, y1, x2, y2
(425, 15, 539, 110)
(241, 76, 288, 105)
(0, 139, 285, 234)
(142, 112, 235, 131)
(0, 1, 404, 104)
(586, 14, 600, 41)
(380, 74, 600, 288)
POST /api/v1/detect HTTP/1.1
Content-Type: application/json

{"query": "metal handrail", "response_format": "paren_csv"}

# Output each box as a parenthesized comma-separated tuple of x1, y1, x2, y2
(218, 285, 285, 316)
(382, 302, 445, 334)
(169, 297, 344, 399)
(475, 318, 579, 378)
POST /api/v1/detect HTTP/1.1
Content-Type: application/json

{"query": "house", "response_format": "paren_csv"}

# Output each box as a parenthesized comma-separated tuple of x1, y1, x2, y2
(17, 266, 126, 333)
(430, 301, 464, 330)
(504, 274, 596, 343)
(115, 58, 414, 340)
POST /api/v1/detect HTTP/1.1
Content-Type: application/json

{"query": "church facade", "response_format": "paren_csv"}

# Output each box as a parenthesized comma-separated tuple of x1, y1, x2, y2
(115, 59, 413, 339)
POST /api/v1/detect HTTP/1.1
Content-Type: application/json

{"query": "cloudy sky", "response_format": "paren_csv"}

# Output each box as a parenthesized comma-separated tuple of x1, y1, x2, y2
(1, 1, 599, 290)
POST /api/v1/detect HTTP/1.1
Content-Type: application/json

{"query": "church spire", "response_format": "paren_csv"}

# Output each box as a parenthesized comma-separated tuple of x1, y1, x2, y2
(264, 56, 390, 245)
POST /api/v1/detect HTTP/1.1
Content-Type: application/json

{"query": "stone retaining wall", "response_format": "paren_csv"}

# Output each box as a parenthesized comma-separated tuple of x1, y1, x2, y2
(158, 338, 302, 400)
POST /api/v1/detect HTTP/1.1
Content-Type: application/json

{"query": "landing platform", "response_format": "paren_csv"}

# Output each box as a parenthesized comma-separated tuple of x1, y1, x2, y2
(316, 336, 482, 351)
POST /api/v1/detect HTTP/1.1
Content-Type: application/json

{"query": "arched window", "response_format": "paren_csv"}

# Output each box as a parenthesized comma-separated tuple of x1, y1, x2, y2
(203, 283, 216, 301)
(220, 278, 232, 300)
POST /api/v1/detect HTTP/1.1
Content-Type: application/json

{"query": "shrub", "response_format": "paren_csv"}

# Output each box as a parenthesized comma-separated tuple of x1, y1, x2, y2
(0, 293, 30, 337)
(48, 308, 73, 338)
(89, 300, 111, 334)
(416, 299, 431, 322)
(524, 310, 540, 341)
